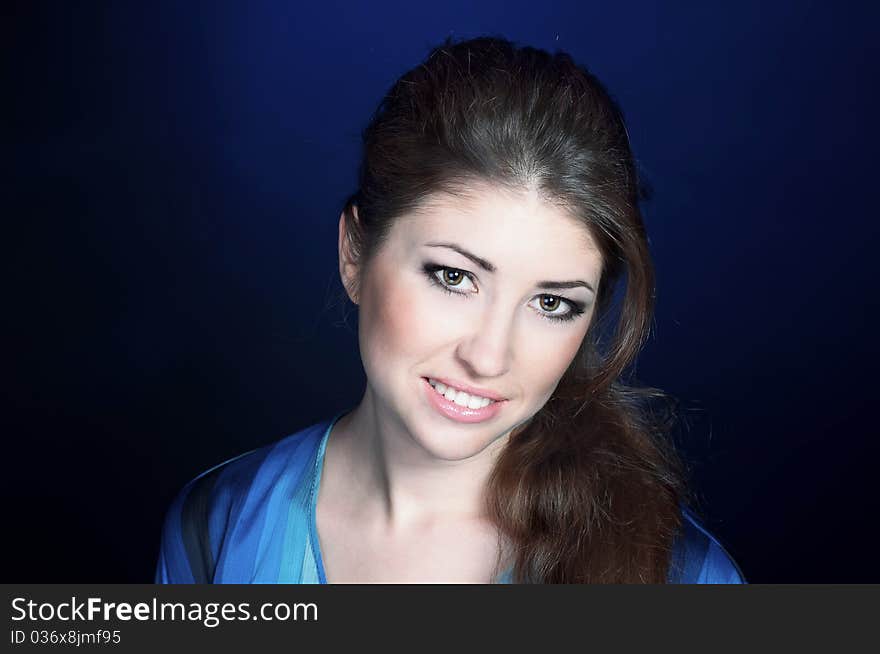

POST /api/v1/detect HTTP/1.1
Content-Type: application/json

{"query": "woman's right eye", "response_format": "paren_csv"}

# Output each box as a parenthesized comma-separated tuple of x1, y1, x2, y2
(421, 263, 477, 296)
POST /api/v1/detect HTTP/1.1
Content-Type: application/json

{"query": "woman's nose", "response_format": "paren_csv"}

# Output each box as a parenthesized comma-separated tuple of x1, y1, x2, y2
(455, 307, 514, 379)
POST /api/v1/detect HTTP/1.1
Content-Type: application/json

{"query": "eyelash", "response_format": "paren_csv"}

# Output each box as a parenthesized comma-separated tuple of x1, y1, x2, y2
(421, 263, 586, 323)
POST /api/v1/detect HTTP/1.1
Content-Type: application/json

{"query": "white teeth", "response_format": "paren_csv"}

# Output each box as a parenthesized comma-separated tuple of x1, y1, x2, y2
(466, 395, 485, 409)
(427, 378, 494, 409)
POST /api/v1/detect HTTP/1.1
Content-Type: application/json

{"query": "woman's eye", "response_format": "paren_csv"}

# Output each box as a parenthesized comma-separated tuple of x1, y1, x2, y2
(423, 264, 476, 294)
(421, 262, 585, 324)
(440, 268, 467, 287)
(537, 295, 562, 313)
(529, 295, 584, 322)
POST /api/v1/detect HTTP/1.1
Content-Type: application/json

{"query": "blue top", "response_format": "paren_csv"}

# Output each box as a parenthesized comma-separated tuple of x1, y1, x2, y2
(155, 410, 746, 584)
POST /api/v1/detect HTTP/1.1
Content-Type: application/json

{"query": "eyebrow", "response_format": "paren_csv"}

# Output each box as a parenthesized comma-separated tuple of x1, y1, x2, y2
(423, 241, 595, 293)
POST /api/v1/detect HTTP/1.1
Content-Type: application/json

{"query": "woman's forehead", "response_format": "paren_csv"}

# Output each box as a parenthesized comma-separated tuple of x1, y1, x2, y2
(396, 184, 603, 267)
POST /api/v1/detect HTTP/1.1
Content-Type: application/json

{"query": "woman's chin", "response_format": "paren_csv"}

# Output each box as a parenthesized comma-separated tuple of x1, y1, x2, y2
(406, 421, 513, 463)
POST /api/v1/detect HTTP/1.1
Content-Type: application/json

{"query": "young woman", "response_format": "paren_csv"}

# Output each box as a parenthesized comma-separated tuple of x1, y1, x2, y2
(155, 36, 745, 584)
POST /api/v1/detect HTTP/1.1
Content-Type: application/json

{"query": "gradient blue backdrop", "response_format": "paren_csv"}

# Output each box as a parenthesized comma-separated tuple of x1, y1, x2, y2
(6, 0, 879, 582)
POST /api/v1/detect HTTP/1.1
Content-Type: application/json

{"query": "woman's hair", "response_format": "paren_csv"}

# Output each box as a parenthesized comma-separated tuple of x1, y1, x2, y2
(340, 35, 688, 582)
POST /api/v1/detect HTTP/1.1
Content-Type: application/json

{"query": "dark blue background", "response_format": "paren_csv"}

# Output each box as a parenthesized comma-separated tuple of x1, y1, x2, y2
(6, 1, 878, 582)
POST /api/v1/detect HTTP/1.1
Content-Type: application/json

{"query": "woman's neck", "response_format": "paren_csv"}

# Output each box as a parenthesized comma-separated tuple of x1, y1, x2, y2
(329, 390, 509, 532)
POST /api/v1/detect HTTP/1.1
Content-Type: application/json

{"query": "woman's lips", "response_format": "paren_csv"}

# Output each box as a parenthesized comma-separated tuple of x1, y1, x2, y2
(421, 377, 506, 424)
(423, 375, 507, 401)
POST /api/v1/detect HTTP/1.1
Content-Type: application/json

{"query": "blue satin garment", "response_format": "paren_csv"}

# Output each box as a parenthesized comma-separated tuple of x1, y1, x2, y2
(155, 410, 746, 584)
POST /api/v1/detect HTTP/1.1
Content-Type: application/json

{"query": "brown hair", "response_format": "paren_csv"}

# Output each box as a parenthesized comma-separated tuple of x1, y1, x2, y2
(340, 36, 687, 583)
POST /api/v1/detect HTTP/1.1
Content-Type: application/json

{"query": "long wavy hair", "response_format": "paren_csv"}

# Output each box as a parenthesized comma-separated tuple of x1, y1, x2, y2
(339, 36, 688, 583)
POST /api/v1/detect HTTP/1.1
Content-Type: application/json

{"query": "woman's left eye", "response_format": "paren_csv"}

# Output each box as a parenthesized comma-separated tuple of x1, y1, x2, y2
(421, 263, 585, 323)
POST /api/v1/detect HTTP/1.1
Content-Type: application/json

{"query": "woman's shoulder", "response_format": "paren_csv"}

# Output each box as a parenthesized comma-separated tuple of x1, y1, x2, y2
(191, 418, 326, 497)
(170, 416, 328, 519)
(154, 415, 333, 583)
(667, 508, 747, 584)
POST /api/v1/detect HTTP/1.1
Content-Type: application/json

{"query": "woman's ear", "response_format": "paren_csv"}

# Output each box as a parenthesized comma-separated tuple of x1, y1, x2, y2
(338, 206, 360, 305)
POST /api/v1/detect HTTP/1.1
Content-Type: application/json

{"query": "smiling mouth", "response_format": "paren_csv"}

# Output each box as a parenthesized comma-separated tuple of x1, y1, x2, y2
(423, 377, 502, 408)
(421, 376, 506, 424)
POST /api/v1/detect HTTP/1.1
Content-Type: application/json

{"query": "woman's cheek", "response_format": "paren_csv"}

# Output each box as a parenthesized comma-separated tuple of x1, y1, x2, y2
(361, 270, 443, 363)
(399, 281, 458, 353)
(523, 323, 588, 398)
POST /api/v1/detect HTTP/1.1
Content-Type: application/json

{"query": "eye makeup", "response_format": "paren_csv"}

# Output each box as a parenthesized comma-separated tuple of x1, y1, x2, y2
(420, 262, 587, 323)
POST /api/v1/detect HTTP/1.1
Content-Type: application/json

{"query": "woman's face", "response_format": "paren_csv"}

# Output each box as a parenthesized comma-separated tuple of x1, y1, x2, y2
(340, 182, 603, 462)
